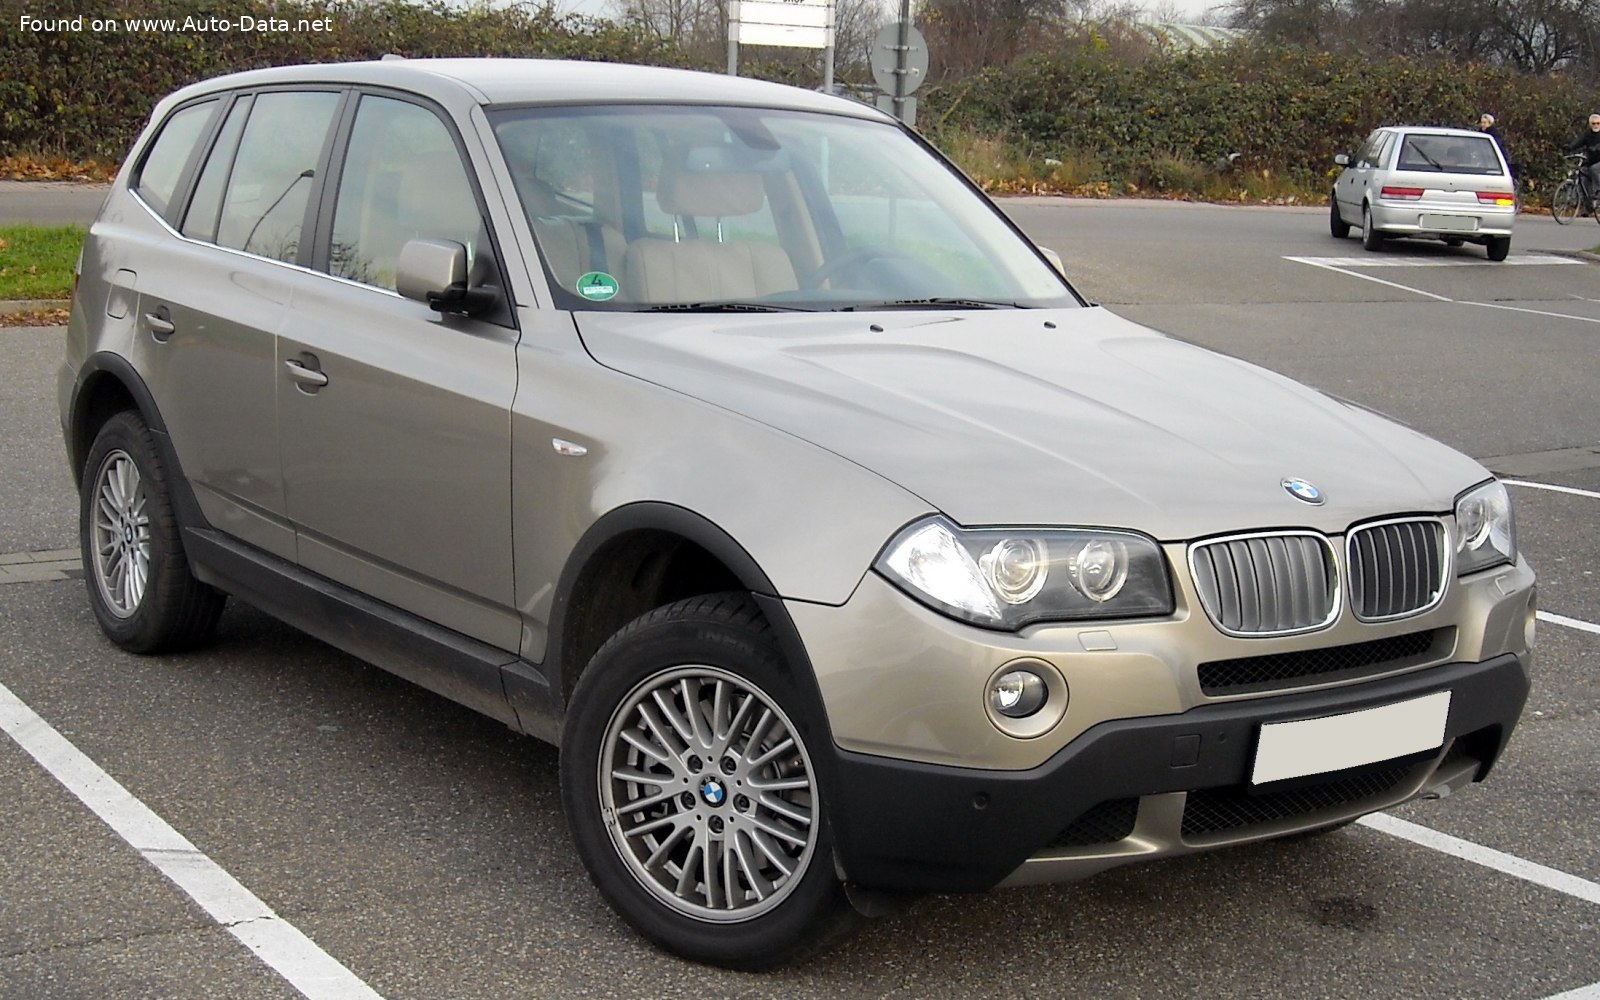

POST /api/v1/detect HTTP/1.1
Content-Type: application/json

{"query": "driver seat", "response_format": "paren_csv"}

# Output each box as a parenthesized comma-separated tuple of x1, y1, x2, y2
(623, 167, 797, 303)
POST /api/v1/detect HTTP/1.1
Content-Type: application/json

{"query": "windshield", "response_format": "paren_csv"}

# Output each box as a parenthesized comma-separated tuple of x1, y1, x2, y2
(489, 104, 1080, 312)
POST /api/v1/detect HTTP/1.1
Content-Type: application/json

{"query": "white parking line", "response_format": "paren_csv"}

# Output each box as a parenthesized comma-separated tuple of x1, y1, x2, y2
(1284, 256, 1600, 324)
(1539, 611, 1600, 636)
(1359, 815, 1600, 999)
(0, 679, 385, 1000)
(1504, 479, 1600, 501)
(1358, 813, 1600, 905)
(1297, 255, 1580, 268)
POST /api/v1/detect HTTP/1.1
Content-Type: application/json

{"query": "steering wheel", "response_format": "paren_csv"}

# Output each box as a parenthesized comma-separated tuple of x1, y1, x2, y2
(803, 244, 921, 289)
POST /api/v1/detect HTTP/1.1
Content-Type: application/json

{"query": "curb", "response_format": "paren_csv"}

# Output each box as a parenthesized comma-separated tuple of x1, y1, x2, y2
(0, 299, 69, 315)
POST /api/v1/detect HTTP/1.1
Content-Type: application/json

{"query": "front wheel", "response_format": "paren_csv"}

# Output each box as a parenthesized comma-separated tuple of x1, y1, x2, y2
(79, 410, 225, 652)
(560, 593, 858, 969)
(1329, 197, 1351, 238)
(1552, 179, 1579, 225)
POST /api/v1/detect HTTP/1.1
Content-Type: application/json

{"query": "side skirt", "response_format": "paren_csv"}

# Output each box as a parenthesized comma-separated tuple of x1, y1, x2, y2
(184, 527, 547, 733)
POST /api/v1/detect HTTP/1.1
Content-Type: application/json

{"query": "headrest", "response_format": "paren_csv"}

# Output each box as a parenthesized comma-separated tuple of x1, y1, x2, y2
(656, 169, 765, 218)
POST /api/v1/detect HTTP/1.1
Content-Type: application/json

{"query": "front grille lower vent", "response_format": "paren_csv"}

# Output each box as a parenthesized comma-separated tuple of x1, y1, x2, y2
(1048, 798, 1140, 849)
(1181, 761, 1419, 839)
(1197, 629, 1443, 696)
(1190, 533, 1337, 636)
(1348, 519, 1448, 621)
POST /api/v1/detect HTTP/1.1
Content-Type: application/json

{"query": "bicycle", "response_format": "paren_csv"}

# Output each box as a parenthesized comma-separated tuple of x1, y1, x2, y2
(1552, 153, 1600, 225)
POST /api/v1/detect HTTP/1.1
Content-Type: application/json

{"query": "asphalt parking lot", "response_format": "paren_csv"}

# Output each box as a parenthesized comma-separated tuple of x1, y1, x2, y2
(3, 193, 1598, 999)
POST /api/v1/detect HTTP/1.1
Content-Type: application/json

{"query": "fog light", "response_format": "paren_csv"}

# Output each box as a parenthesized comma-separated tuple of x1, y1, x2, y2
(990, 669, 1047, 718)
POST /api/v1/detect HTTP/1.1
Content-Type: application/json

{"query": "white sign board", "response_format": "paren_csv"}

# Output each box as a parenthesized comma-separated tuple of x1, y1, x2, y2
(730, 0, 834, 50)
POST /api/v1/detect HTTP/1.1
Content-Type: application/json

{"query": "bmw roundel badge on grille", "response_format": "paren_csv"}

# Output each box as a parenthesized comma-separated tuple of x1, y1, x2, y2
(1282, 478, 1325, 504)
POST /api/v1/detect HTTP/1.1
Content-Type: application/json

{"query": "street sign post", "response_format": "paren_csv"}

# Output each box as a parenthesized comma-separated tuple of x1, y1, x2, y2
(871, 20, 927, 126)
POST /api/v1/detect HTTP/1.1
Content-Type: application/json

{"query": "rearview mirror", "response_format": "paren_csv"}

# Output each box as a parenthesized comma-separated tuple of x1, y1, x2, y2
(397, 239, 496, 315)
(1037, 245, 1066, 275)
(1334, 153, 1350, 167)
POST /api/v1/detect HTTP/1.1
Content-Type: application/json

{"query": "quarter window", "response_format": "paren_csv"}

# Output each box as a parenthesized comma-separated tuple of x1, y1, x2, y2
(329, 95, 482, 290)
(135, 100, 219, 219)
(182, 96, 252, 242)
(215, 91, 341, 264)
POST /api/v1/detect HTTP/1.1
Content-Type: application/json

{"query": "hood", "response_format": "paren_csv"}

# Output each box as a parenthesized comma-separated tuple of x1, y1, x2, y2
(573, 307, 1489, 540)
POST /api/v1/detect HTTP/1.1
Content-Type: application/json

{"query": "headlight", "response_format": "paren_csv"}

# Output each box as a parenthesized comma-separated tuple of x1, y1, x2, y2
(876, 516, 1174, 630)
(1454, 480, 1515, 575)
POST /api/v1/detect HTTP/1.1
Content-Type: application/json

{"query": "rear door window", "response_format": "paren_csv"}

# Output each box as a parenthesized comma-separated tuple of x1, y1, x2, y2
(134, 100, 219, 220)
(215, 91, 342, 264)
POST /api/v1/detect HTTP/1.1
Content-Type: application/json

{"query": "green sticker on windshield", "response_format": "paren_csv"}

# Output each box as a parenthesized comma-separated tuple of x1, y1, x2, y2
(577, 271, 619, 301)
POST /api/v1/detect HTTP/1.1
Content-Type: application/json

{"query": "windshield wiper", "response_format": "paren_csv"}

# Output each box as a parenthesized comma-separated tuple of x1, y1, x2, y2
(1406, 143, 1444, 170)
(643, 301, 814, 313)
(837, 297, 1024, 312)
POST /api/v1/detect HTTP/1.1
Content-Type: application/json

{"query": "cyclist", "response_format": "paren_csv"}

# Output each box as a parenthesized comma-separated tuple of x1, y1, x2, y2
(1563, 113, 1600, 210)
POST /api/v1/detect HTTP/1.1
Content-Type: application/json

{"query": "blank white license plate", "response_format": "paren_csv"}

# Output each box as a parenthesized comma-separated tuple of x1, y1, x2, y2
(1421, 214, 1478, 232)
(1250, 691, 1451, 785)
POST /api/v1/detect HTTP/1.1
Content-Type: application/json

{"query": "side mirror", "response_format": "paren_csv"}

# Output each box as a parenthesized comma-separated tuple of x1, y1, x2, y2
(1037, 245, 1066, 275)
(396, 239, 496, 315)
(1334, 153, 1351, 167)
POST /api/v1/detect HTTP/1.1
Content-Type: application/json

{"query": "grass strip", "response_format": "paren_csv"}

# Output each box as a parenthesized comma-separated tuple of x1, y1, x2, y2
(0, 225, 86, 301)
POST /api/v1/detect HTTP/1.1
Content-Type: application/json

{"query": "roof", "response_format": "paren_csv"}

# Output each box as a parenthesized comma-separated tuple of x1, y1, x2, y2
(160, 58, 886, 120)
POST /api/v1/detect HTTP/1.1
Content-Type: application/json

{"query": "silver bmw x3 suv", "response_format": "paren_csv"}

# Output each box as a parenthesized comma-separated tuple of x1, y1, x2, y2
(61, 59, 1534, 968)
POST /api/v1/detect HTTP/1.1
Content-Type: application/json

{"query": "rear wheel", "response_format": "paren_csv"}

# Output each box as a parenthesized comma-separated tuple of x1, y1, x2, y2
(1360, 205, 1384, 251)
(1329, 197, 1350, 238)
(560, 593, 858, 969)
(1486, 236, 1511, 262)
(80, 410, 225, 652)
(1552, 179, 1579, 225)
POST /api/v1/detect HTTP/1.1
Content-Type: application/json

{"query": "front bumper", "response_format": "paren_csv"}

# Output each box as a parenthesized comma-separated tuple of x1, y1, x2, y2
(787, 546, 1534, 893)
(821, 652, 1528, 892)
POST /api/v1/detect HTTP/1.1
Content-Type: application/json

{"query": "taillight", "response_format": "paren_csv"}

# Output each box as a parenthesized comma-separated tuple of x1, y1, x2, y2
(1380, 186, 1425, 200)
(1477, 192, 1514, 206)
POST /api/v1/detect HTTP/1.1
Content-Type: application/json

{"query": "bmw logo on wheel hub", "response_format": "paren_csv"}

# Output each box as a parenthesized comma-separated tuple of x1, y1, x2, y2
(699, 776, 727, 807)
(1282, 477, 1325, 505)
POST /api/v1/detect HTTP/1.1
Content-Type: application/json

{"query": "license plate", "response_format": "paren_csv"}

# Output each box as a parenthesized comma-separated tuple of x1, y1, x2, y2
(1250, 691, 1451, 785)
(1421, 214, 1477, 232)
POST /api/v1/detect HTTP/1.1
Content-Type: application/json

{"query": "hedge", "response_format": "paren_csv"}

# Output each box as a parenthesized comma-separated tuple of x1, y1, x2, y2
(3, 5, 1592, 198)
(1, 0, 688, 162)
(923, 44, 1594, 198)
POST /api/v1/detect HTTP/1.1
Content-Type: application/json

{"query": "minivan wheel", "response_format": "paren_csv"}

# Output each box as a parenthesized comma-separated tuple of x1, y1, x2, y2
(80, 410, 224, 652)
(1486, 236, 1511, 261)
(1329, 197, 1350, 238)
(560, 593, 858, 969)
(1361, 205, 1384, 251)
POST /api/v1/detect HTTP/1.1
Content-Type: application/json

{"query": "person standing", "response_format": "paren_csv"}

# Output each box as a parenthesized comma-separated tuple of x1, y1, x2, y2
(1478, 113, 1513, 179)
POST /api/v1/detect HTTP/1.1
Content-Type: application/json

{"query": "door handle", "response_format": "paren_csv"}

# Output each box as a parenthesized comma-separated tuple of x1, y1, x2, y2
(145, 308, 174, 342)
(283, 358, 329, 389)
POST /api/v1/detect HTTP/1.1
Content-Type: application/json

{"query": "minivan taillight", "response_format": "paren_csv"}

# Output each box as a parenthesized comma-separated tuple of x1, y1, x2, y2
(1477, 192, 1514, 206)
(1380, 186, 1425, 200)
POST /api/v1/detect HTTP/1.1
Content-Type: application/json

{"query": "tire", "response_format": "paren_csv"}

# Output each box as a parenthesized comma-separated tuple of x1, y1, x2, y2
(1552, 179, 1579, 225)
(1329, 197, 1350, 238)
(560, 593, 858, 969)
(79, 410, 225, 652)
(1486, 236, 1511, 262)
(1360, 204, 1384, 251)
